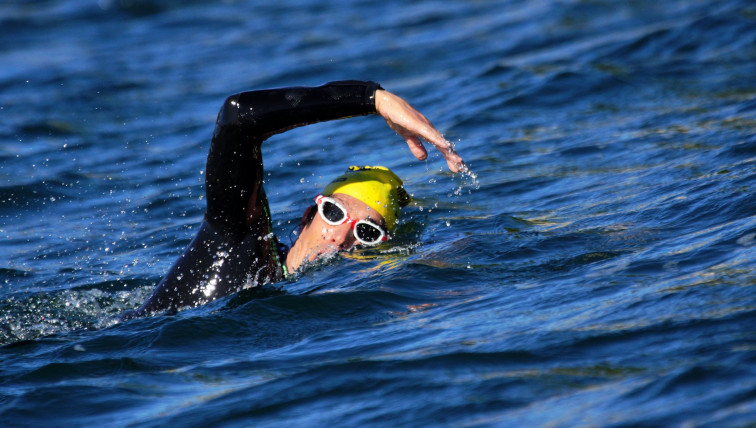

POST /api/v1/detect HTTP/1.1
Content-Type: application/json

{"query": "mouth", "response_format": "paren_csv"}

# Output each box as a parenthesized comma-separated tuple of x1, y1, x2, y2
(307, 243, 340, 262)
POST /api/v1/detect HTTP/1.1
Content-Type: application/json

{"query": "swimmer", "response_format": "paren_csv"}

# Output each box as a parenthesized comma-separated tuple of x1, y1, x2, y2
(122, 81, 464, 319)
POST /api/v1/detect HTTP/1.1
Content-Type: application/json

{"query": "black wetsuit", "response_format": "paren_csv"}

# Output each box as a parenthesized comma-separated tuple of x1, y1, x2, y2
(124, 81, 382, 319)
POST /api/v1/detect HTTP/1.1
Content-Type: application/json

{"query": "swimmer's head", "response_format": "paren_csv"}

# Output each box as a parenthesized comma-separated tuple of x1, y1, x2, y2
(321, 165, 410, 231)
(286, 166, 410, 273)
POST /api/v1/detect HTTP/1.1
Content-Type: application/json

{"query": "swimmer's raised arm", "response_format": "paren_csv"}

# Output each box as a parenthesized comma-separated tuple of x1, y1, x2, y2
(123, 80, 464, 320)
(375, 89, 465, 173)
(216, 82, 464, 173)
(206, 82, 464, 230)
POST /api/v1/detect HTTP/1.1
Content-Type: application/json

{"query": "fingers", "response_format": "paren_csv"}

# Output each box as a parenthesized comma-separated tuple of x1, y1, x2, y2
(400, 122, 465, 172)
(420, 132, 465, 173)
(434, 139, 462, 173)
(446, 151, 466, 173)
(405, 136, 428, 161)
(408, 132, 465, 172)
(408, 127, 466, 172)
(401, 120, 465, 172)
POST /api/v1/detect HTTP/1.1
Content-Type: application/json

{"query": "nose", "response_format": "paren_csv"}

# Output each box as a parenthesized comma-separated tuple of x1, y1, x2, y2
(320, 222, 352, 250)
(326, 222, 353, 249)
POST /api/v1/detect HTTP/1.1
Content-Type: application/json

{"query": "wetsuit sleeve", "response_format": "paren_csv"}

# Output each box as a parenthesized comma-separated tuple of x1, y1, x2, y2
(205, 80, 383, 232)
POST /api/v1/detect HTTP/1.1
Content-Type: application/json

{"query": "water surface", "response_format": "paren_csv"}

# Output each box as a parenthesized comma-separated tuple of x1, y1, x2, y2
(1, 0, 755, 426)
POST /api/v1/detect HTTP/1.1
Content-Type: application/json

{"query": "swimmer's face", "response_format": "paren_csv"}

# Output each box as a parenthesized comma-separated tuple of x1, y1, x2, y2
(299, 193, 387, 263)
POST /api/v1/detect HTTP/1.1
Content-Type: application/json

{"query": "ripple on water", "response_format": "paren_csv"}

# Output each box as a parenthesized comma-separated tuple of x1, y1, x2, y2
(1, 0, 756, 426)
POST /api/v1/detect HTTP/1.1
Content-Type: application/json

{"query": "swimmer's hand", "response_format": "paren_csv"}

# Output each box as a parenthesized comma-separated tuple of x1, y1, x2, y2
(375, 89, 466, 173)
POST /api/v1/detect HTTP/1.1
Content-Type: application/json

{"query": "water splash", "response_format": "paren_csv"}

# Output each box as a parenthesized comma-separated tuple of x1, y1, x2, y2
(453, 165, 480, 197)
(0, 284, 153, 345)
(450, 139, 481, 197)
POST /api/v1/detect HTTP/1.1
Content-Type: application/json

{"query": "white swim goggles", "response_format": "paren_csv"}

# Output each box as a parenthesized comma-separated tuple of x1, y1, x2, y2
(315, 195, 388, 246)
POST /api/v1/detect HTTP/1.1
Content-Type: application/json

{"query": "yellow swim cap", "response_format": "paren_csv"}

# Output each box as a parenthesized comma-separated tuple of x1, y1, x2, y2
(322, 166, 410, 231)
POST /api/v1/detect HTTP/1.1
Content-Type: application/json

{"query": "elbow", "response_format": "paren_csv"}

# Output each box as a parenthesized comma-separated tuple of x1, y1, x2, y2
(215, 93, 243, 129)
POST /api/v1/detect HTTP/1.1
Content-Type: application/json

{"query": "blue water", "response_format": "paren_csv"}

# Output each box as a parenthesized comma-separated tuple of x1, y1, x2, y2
(2, 0, 755, 426)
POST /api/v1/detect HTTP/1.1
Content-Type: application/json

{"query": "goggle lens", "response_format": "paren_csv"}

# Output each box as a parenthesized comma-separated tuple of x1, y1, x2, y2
(355, 221, 383, 244)
(321, 200, 346, 224)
